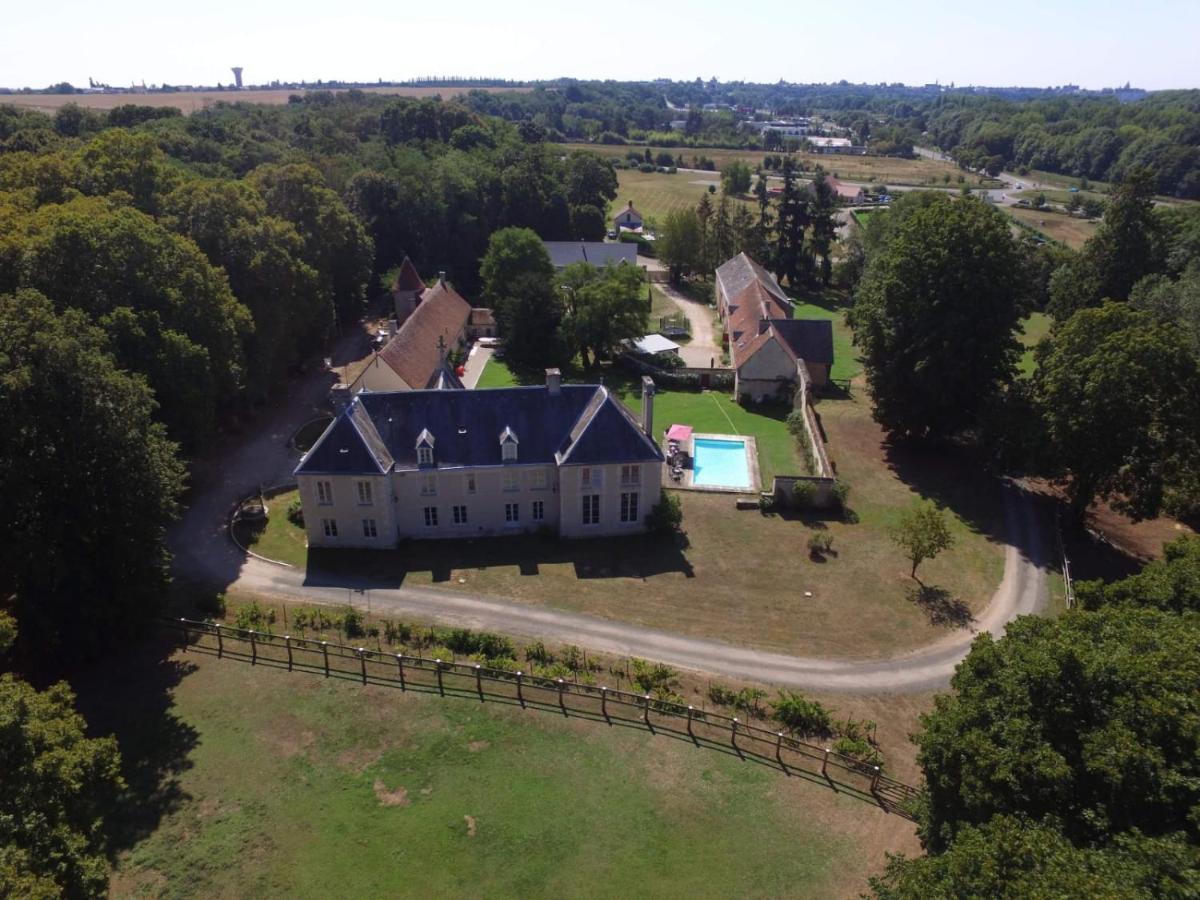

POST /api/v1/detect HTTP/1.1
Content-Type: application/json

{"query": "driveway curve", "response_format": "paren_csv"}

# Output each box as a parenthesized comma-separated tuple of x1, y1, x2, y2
(172, 326, 1048, 694)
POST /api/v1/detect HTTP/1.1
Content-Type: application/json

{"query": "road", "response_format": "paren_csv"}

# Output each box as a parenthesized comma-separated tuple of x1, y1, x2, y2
(229, 480, 1045, 694)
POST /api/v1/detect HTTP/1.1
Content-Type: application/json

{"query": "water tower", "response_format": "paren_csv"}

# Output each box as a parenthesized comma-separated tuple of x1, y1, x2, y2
(231, 67, 244, 89)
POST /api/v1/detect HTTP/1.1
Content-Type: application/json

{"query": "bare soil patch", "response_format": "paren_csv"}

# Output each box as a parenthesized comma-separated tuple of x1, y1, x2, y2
(464, 814, 477, 837)
(372, 780, 410, 807)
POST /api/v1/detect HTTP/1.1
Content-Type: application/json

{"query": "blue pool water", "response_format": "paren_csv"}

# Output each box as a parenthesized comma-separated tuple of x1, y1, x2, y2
(692, 438, 751, 488)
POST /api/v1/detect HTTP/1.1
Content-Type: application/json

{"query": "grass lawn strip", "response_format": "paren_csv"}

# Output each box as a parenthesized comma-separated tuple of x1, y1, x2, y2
(105, 647, 920, 898)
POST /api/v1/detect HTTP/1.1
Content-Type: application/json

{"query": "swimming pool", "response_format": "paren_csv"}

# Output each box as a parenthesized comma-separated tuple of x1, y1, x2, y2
(692, 438, 752, 489)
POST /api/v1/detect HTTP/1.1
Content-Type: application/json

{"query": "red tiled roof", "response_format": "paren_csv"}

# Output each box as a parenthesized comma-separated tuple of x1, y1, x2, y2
(469, 307, 496, 326)
(375, 280, 471, 389)
(393, 256, 426, 293)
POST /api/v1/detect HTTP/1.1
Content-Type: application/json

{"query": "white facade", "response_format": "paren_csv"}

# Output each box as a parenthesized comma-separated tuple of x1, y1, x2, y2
(298, 460, 661, 547)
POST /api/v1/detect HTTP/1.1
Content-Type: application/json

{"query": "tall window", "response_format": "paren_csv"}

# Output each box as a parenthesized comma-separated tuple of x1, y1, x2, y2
(423, 507, 438, 528)
(621, 465, 640, 486)
(505, 503, 519, 523)
(452, 505, 468, 525)
(321, 518, 338, 538)
(362, 518, 378, 538)
(502, 471, 519, 492)
(582, 494, 600, 526)
(465, 473, 477, 494)
(356, 480, 372, 505)
(317, 481, 333, 505)
(420, 474, 437, 496)
(531, 500, 545, 522)
(581, 467, 603, 490)
(531, 469, 547, 491)
(620, 492, 640, 523)
(417, 446, 434, 466)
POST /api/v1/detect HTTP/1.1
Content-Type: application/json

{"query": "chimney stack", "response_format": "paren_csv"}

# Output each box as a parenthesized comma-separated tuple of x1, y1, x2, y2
(640, 376, 655, 436)
(546, 368, 561, 396)
(438, 270, 446, 285)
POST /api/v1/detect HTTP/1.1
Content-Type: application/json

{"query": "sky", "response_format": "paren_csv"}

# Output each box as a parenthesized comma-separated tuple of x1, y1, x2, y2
(3, 0, 1199, 91)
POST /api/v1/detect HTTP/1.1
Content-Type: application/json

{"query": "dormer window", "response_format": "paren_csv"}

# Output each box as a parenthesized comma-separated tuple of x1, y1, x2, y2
(415, 428, 435, 467)
(500, 426, 518, 463)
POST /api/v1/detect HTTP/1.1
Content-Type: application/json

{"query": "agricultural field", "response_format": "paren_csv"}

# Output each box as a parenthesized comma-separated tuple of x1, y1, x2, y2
(92, 640, 922, 899)
(612, 168, 748, 226)
(568, 143, 998, 189)
(2, 85, 525, 115)
(1003, 205, 1100, 249)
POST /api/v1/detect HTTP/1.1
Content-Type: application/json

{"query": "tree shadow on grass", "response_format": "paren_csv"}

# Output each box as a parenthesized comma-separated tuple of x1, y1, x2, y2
(68, 631, 200, 858)
(303, 531, 694, 590)
(906, 583, 975, 629)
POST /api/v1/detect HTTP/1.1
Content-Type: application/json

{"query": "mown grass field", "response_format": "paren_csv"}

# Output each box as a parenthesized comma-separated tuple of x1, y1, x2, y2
(1018, 311, 1052, 378)
(612, 168, 748, 225)
(570, 143, 996, 188)
(1004, 205, 1100, 249)
(104, 647, 920, 899)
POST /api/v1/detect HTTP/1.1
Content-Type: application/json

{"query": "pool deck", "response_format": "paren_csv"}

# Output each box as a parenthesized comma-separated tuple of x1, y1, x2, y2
(662, 432, 761, 495)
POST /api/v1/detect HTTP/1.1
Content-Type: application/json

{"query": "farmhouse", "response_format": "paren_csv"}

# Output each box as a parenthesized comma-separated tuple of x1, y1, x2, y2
(544, 241, 638, 270)
(346, 277, 474, 393)
(808, 174, 867, 205)
(296, 371, 665, 546)
(715, 253, 834, 402)
(613, 200, 644, 233)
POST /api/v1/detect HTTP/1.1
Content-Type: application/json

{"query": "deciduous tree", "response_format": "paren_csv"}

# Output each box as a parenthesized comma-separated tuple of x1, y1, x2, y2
(891, 501, 954, 580)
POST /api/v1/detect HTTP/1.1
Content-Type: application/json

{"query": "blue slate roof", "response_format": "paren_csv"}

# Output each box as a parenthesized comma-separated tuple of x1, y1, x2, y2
(295, 384, 663, 475)
(543, 241, 638, 269)
(771, 319, 835, 366)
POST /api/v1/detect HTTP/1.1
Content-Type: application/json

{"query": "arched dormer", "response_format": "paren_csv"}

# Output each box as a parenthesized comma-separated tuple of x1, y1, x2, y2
(415, 428, 436, 467)
(499, 426, 518, 462)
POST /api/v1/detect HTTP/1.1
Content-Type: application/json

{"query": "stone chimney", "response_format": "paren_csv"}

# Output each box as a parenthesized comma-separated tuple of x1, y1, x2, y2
(640, 376, 655, 436)
(546, 368, 561, 396)
(438, 270, 447, 285)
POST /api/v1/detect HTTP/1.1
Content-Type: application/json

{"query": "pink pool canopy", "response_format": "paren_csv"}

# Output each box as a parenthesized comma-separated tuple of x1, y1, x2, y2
(666, 424, 693, 441)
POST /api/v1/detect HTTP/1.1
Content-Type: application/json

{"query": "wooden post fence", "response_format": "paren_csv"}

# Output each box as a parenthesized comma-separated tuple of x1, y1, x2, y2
(162, 618, 920, 819)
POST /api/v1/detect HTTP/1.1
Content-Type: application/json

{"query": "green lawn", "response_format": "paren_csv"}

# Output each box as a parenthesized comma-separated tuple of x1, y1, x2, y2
(1018, 312, 1052, 378)
(614, 168, 749, 226)
(235, 489, 308, 567)
(789, 297, 860, 383)
(106, 650, 916, 898)
(477, 358, 798, 482)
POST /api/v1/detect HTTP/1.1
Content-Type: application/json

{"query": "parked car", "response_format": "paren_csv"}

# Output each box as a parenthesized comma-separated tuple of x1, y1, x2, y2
(475, 336, 501, 348)
(606, 229, 617, 239)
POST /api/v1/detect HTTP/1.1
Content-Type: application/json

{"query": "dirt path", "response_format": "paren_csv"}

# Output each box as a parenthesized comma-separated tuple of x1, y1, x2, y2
(656, 281, 723, 369)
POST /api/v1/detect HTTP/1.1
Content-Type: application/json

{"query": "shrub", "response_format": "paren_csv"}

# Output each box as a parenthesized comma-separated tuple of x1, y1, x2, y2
(833, 480, 851, 510)
(631, 658, 679, 694)
(234, 600, 275, 632)
(786, 409, 807, 436)
(424, 645, 455, 662)
(708, 683, 739, 706)
(792, 481, 817, 509)
(444, 628, 515, 660)
(637, 162, 655, 173)
(807, 532, 834, 558)
(833, 735, 882, 767)
(341, 607, 365, 639)
(286, 496, 304, 526)
(646, 492, 683, 535)
(772, 691, 834, 735)
(525, 640, 553, 666)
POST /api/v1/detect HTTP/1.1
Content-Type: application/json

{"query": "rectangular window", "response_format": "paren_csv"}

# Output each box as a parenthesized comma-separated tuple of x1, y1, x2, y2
(621, 465, 641, 486)
(582, 494, 600, 526)
(531, 469, 547, 491)
(505, 503, 519, 523)
(531, 500, 545, 522)
(420, 474, 437, 496)
(502, 441, 517, 462)
(452, 505, 468, 525)
(465, 473, 476, 494)
(321, 518, 338, 538)
(580, 467, 603, 490)
(362, 518, 377, 538)
(423, 507, 438, 528)
(356, 480, 373, 505)
(503, 471, 519, 492)
(317, 481, 333, 505)
(417, 446, 434, 466)
(620, 492, 640, 523)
